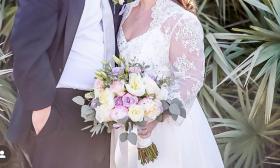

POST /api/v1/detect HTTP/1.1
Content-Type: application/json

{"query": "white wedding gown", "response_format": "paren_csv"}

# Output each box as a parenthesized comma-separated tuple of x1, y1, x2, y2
(110, 0, 224, 167)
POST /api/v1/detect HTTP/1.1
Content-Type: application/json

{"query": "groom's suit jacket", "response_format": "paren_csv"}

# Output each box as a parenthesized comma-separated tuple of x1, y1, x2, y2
(8, 0, 123, 144)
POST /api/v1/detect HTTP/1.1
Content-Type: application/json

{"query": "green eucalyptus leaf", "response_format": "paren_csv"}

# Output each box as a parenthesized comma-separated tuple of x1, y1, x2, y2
(161, 100, 170, 111)
(180, 108, 187, 118)
(135, 120, 147, 127)
(171, 114, 178, 121)
(72, 96, 85, 105)
(117, 117, 129, 124)
(169, 103, 181, 115)
(128, 132, 137, 145)
(81, 105, 95, 122)
(120, 132, 128, 142)
(172, 98, 184, 108)
(156, 114, 164, 122)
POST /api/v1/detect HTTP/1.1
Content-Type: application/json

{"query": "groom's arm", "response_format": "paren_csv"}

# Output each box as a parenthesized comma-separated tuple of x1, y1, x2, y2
(11, 0, 59, 111)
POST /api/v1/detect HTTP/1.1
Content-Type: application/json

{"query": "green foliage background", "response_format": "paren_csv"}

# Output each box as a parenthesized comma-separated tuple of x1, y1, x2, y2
(0, 0, 279, 167)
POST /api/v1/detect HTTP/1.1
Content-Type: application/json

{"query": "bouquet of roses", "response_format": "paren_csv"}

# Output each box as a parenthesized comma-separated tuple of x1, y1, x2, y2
(73, 56, 187, 165)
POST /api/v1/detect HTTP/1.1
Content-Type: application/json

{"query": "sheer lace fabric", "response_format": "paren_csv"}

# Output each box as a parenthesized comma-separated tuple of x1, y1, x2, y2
(111, 0, 224, 167)
(118, 0, 204, 113)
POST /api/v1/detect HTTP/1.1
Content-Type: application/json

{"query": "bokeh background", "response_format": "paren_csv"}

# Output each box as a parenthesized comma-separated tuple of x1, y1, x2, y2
(0, 0, 279, 167)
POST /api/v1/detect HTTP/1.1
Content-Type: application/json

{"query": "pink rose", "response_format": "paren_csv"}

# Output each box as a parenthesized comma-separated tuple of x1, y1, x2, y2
(122, 93, 139, 108)
(94, 79, 105, 98)
(95, 79, 104, 89)
(110, 106, 128, 121)
(110, 80, 125, 96)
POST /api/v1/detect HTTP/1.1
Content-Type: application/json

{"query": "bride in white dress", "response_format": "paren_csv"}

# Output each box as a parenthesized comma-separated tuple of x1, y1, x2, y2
(110, 0, 224, 167)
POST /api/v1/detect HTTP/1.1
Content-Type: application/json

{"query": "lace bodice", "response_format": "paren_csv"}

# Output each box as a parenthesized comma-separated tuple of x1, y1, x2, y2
(117, 0, 205, 113)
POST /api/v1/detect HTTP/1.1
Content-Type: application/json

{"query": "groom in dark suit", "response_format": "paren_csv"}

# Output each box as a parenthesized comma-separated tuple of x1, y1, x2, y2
(8, 0, 123, 167)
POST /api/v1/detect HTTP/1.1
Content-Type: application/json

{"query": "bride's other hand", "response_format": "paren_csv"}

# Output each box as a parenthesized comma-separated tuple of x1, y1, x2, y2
(138, 120, 158, 139)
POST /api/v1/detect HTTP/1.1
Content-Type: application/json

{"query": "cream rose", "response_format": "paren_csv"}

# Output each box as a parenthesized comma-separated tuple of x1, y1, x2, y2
(99, 88, 115, 109)
(125, 73, 146, 97)
(139, 99, 163, 120)
(94, 79, 105, 98)
(128, 105, 145, 122)
(143, 75, 161, 97)
(158, 86, 169, 100)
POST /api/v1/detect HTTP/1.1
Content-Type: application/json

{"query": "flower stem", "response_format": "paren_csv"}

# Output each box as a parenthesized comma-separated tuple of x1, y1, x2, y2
(138, 143, 159, 165)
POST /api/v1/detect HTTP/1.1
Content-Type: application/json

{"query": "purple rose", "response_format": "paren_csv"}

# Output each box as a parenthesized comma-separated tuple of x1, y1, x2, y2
(112, 67, 125, 76)
(114, 96, 123, 107)
(129, 67, 142, 73)
(122, 93, 139, 107)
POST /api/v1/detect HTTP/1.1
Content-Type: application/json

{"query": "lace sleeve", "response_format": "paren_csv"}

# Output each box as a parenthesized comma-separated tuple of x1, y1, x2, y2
(168, 15, 205, 114)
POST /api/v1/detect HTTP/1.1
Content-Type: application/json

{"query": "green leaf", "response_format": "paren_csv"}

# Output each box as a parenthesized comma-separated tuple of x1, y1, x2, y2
(135, 121, 146, 127)
(171, 114, 178, 121)
(113, 55, 123, 65)
(169, 103, 180, 115)
(156, 114, 164, 122)
(180, 108, 187, 118)
(117, 117, 129, 124)
(128, 132, 137, 145)
(81, 105, 95, 122)
(265, 60, 277, 123)
(171, 98, 183, 107)
(249, 73, 268, 119)
(120, 132, 128, 142)
(72, 96, 85, 105)
(243, 0, 273, 14)
(161, 100, 169, 111)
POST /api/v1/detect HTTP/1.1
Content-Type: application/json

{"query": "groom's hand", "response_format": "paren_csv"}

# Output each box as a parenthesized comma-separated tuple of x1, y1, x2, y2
(32, 106, 51, 135)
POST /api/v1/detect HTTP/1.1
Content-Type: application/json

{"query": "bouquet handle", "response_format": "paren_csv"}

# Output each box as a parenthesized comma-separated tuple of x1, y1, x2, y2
(137, 136, 159, 165)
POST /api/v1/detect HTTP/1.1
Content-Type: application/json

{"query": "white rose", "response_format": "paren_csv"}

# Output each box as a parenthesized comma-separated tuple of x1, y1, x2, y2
(99, 88, 115, 109)
(158, 86, 169, 100)
(128, 105, 145, 122)
(95, 105, 112, 123)
(125, 73, 146, 97)
(140, 99, 163, 121)
(143, 75, 161, 96)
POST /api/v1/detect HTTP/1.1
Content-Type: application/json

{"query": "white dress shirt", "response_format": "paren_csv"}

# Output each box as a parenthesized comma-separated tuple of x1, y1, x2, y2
(57, 0, 105, 90)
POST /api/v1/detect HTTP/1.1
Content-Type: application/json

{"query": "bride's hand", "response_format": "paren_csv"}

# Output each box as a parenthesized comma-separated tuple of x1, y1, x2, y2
(138, 120, 159, 139)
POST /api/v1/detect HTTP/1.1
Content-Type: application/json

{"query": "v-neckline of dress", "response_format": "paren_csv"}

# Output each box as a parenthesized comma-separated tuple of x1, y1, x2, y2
(120, 0, 160, 43)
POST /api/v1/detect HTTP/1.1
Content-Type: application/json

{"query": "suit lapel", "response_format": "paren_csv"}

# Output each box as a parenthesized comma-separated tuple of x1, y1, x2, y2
(63, 0, 85, 67)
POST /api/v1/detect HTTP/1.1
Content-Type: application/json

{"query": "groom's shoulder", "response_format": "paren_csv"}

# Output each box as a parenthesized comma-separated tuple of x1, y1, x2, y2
(18, 0, 65, 10)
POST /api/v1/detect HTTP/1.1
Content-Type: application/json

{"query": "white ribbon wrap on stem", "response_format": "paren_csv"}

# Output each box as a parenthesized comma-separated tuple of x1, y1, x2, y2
(138, 136, 153, 148)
